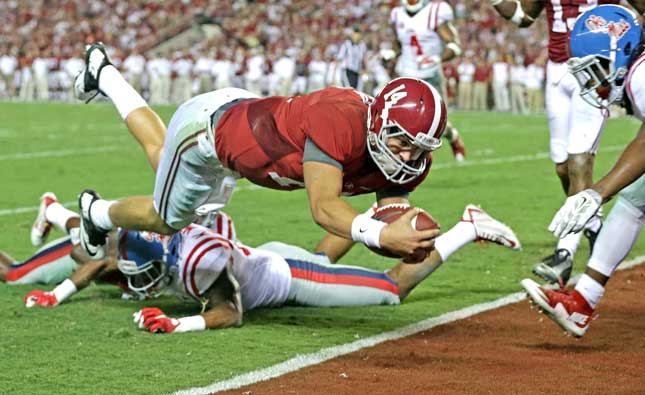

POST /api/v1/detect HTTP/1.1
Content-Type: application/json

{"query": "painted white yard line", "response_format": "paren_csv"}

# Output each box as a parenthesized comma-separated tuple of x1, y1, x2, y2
(174, 256, 645, 395)
(0, 144, 628, 217)
(0, 146, 121, 161)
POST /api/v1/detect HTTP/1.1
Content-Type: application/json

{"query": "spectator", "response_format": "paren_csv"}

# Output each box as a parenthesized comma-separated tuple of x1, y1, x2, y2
(509, 55, 527, 114)
(526, 56, 545, 114)
(491, 53, 510, 112)
(457, 52, 475, 111)
(472, 54, 491, 111)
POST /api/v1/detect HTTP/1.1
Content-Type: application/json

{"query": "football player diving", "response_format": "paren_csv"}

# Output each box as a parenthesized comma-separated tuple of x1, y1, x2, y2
(73, 43, 448, 267)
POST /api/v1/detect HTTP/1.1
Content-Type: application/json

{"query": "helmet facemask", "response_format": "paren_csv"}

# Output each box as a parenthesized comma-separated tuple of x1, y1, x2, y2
(118, 259, 170, 299)
(568, 54, 627, 109)
(367, 121, 440, 184)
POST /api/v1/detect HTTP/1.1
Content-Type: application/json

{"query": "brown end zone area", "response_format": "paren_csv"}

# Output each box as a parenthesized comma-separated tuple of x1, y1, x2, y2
(219, 265, 645, 395)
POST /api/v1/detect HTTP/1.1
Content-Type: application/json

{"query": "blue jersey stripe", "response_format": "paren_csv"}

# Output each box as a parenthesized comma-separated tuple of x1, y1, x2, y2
(285, 258, 397, 286)
(11, 237, 73, 269)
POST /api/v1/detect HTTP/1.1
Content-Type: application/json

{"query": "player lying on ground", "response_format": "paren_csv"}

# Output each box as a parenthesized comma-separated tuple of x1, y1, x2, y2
(3, 192, 235, 306)
(522, 5, 645, 337)
(74, 43, 447, 264)
(126, 204, 519, 333)
(13, 194, 520, 331)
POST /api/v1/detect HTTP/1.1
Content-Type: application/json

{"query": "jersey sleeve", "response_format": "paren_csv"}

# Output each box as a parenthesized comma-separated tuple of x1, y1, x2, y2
(303, 138, 343, 170)
(626, 59, 645, 120)
(438, 1, 454, 25)
(389, 7, 398, 25)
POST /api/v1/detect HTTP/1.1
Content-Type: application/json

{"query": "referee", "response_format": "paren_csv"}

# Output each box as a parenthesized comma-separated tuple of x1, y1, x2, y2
(333, 25, 367, 90)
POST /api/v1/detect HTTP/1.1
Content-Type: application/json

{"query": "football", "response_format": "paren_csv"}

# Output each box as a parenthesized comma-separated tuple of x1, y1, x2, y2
(369, 204, 440, 263)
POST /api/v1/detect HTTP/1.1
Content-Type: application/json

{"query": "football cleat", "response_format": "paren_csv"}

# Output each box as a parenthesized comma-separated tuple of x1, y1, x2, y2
(521, 278, 594, 337)
(30, 192, 58, 246)
(78, 189, 109, 260)
(450, 135, 466, 162)
(533, 249, 572, 287)
(461, 204, 521, 250)
(74, 42, 112, 102)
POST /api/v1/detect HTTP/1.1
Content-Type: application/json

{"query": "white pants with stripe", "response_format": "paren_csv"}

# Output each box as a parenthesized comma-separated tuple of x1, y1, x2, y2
(258, 242, 401, 307)
(153, 88, 258, 229)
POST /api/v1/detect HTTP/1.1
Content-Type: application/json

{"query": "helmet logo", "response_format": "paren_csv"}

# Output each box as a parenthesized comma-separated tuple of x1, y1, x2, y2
(380, 83, 407, 123)
(586, 15, 631, 40)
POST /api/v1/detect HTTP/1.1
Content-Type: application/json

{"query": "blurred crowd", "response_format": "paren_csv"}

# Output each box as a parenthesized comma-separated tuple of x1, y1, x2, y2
(0, 0, 548, 113)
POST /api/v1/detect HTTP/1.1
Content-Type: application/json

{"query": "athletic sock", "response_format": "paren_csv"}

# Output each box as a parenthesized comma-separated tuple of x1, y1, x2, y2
(46, 202, 79, 234)
(587, 196, 644, 277)
(98, 65, 148, 120)
(434, 221, 477, 261)
(91, 199, 116, 231)
(575, 274, 604, 309)
(556, 230, 582, 257)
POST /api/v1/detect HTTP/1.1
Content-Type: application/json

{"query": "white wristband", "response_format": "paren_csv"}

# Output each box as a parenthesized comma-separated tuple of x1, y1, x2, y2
(446, 42, 462, 57)
(53, 279, 77, 303)
(351, 215, 386, 248)
(175, 315, 207, 333)
(510, 1, 525, 25)
(490, 0, 504, 5)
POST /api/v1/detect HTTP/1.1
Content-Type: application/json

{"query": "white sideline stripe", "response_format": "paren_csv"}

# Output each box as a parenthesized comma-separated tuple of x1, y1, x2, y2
(174, 256, 645, 395)
(0, 145, 627, 217)
(0, 146, 120, 161)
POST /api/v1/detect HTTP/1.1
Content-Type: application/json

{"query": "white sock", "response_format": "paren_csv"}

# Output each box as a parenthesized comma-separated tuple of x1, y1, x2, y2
(587, 197, 644, 277)
(46, 202, 79, 234)
(91, 199, 116, 231)
(575, 274, 604, 309)
(98, 65, 148, 120)
(556, 230, 582, 256)
(434, 221, 477, 261)
(52, 279, 78, 303)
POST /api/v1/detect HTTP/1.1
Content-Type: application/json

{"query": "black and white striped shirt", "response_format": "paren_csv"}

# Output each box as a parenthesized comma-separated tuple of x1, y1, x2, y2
(336, 39, 367, 72)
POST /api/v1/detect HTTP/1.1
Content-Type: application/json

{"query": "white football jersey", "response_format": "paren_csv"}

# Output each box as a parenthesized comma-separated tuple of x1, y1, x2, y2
(168, 224, 291, 311)
(625, 54, 645, 121)
(390, 1, 453, 79)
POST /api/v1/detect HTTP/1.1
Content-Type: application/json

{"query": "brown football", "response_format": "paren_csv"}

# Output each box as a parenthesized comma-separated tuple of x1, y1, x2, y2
(368, 204, 440, 263)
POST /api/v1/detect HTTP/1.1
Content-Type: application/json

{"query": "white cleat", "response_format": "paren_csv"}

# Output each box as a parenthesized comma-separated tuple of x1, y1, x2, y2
(30, 192, 58, 246)
(461, 204, 521, 250)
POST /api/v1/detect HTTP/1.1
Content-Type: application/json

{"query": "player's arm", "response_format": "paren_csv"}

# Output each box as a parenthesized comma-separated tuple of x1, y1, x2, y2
(437, 22, 462, 63)
(550, 124, 645, 237)
(627, 0, 645, 14)
(134, 266, 243, 333)
(490, 0, 543, 27)
(24, 232, 119, 308)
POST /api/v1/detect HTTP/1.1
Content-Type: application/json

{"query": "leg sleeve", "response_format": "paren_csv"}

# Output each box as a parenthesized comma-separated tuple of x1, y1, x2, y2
(6, 236, 77, 284)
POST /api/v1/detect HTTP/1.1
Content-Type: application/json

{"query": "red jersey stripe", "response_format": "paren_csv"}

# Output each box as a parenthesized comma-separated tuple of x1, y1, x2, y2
(6, 243, 74, 281)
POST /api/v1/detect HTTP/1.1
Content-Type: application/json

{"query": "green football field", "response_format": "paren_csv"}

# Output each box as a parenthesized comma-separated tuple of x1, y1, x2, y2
(1, 102, 643, 394)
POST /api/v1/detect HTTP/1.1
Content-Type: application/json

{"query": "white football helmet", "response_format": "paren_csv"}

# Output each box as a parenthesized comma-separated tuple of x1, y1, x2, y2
(403, 0, 426, 14)
(117, 259, 170, 298)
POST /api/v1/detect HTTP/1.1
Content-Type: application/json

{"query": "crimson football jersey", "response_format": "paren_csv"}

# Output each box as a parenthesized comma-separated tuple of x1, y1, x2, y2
(214, 87, 430, 196)
(544, 0, 619, 63)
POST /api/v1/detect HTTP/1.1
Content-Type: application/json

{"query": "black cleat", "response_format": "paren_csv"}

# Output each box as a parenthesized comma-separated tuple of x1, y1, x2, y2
(78, 189, 109, 259)
(532, 248, 573, 287)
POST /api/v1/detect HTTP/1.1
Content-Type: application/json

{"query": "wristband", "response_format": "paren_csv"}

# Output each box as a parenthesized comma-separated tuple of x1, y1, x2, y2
(490, 0, 504, 5)
(446, 42, 462, 57)
(510, 1, 525, 25)
(351, 215, 386, 248)
(52, 279, 78, 303)
(175, 315, 207, 333)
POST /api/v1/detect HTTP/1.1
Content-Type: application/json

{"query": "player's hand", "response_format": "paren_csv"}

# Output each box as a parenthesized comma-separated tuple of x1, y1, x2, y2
(24, 290, 58, 308)
(548, 188, 602, 238)
(417, 55, 440, 69)
(379, 209, 440, 257)
(133, 307, 179, 333)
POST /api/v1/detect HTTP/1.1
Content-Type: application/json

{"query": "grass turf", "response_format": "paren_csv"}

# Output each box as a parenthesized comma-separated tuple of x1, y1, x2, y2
(0, 102, 643, 394)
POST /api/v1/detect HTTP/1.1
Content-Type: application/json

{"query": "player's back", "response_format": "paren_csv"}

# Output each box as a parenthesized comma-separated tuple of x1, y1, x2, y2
(544, 0, 619, 63)
(214, 87, 370, 191)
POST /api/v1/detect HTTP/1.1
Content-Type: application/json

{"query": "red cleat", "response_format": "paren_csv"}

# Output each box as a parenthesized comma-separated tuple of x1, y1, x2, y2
(521, 279, 594, 337)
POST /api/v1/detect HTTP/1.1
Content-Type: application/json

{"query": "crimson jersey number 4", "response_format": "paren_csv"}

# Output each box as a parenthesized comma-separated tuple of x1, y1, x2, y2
(410, 34, 423, 55)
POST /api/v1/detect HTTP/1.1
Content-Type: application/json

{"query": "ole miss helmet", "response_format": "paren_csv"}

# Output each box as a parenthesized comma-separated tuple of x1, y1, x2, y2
(367, 77, 447, 184)
(568, 5, 642, 108)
